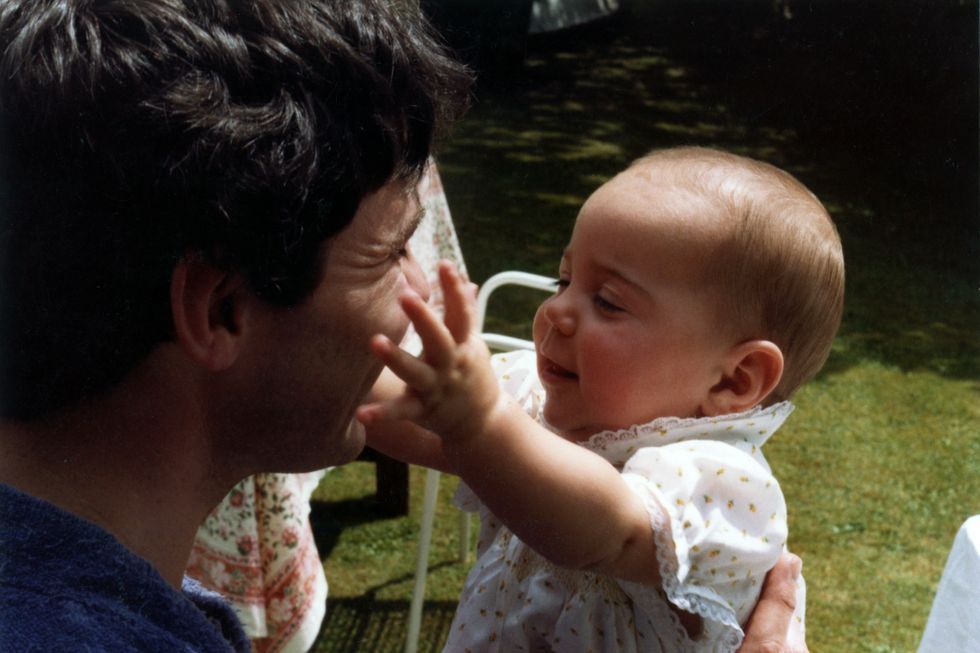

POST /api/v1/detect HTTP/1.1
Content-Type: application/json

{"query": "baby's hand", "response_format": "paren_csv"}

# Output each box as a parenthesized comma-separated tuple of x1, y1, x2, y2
(356, 262, 503, 441)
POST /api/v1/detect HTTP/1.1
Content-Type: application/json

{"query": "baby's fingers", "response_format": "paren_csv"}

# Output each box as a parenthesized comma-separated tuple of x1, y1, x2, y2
(369, 334, 437, 393)
(356, 396, 425, 426)
(401, 293, 456, 369)
(438, 262, 475, 344)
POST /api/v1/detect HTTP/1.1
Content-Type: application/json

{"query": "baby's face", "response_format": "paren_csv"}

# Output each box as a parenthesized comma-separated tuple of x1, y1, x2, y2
(532, 170, 735, 441)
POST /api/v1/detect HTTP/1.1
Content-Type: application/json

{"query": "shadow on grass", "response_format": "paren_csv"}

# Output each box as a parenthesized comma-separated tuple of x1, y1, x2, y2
(309, 496, 400, 559)
(308, 489, 461, 651)
(311, 559, 461, 653)
(312, 596, 458, 653)
(439, 1, 978, 386)
(819, 256, 980, 385)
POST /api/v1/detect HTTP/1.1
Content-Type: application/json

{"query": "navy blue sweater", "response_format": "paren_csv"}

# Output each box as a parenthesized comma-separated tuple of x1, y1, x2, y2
(0, 483, 250, 652)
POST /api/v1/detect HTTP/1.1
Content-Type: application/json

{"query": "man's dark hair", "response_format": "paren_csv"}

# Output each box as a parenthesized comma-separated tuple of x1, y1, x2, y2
(0, 0, 470, 420)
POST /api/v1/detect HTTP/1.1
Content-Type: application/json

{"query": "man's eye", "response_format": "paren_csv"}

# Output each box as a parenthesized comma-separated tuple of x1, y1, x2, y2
(594, 295, 623, 313)
(553, 278, 570, 292)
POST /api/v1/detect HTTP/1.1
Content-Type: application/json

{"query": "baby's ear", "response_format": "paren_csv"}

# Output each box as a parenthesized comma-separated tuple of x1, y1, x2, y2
(701, 341, 784, 417)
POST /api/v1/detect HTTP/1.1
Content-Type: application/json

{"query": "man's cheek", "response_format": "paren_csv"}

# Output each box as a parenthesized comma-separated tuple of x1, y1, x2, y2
(378, 303, 412, 343)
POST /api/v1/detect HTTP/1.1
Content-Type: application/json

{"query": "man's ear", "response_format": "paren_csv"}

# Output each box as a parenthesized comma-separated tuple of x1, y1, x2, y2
(701, 340, 784, 417)
(170, 253, 248, 371)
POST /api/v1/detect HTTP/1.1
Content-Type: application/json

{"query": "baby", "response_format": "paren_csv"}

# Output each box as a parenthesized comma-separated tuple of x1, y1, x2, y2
(359, 147, 844, 652)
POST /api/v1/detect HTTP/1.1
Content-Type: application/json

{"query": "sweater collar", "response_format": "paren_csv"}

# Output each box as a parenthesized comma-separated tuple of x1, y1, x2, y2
(0, 482, 249, 652)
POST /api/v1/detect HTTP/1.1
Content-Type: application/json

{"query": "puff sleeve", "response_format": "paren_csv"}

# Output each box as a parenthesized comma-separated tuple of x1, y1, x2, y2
(616, 440, 787, 651)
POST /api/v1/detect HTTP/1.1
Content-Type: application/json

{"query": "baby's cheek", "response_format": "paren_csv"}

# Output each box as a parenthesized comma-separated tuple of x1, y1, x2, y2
(581, 373, 635, 422)
(531, 306, 549, 344)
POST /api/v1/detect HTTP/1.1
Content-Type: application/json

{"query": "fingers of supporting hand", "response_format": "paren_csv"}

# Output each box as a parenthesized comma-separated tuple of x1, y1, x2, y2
(438, 261, 475, 343)
(740, 553, 805, 653)
(765, 553, 801, 613)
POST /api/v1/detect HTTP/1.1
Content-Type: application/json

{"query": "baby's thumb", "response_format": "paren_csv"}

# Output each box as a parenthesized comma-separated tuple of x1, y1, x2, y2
(355, 404, 382, 426)
(465, 281, 479, 306)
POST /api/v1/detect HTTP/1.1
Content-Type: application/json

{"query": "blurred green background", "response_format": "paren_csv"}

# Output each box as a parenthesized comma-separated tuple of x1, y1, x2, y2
(311, 2, 979, 651)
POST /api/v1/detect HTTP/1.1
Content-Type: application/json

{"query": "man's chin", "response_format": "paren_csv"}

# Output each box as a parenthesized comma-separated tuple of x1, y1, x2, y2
(330, 418, 367, 465)
(345, 417, 366, 447)
(283, 418, 367, 472)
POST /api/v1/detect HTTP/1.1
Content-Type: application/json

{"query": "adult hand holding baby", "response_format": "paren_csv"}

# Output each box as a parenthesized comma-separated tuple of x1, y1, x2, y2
(739, 553, 809, 653)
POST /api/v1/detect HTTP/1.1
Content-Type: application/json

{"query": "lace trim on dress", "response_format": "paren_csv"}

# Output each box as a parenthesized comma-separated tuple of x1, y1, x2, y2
(634, 487, 745, 653)
(578, 401, 793, 453)
(617, 502, 694, 652)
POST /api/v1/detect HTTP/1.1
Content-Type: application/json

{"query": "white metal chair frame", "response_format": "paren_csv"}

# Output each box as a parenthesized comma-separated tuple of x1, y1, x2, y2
(403, 271, 556, 653)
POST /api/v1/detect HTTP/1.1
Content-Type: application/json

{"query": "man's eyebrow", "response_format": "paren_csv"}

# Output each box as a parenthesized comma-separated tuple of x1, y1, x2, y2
(397, 202, 426, 245)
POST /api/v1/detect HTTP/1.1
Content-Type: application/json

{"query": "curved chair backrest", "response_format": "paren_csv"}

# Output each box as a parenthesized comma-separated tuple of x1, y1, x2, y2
(476, 271, 557, 352)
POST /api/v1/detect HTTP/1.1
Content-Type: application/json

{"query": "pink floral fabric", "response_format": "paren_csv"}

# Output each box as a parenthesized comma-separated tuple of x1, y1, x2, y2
(186, 472, 327, 653)
(186, 160, 464, 653)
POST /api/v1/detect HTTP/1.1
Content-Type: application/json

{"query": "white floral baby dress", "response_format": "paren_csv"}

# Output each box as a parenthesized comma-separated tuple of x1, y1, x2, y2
(445, 350, 803, 653)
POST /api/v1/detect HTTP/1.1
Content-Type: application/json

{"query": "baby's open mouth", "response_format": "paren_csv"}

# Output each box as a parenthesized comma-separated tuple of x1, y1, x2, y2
(544, 359, 577, 379)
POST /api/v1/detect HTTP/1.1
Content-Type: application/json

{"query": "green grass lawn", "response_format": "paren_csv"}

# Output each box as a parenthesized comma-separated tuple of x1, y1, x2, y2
(311, 5, 978, 651)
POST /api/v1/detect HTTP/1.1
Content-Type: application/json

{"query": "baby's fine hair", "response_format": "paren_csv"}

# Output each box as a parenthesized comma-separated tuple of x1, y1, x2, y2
(629, 147, 844, 404)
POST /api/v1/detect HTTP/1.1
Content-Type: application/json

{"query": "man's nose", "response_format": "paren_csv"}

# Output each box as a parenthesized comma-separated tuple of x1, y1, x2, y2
(403, 246, 431, 303)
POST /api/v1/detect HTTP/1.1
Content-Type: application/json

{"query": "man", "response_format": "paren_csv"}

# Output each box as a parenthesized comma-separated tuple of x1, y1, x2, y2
(0, 1, 468, 650)
(0, 1, 804, 650)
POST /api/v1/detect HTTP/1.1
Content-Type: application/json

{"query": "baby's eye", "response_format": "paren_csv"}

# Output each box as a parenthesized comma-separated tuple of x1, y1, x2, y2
(594, 294, 623, 313)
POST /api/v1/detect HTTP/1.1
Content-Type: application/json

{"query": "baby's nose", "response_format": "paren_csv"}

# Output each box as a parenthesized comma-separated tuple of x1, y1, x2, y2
(543, 295, 576, 336)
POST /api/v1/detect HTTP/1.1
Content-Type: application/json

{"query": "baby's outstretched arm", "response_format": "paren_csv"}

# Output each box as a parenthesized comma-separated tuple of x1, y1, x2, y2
(357, 262, 662, 586)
